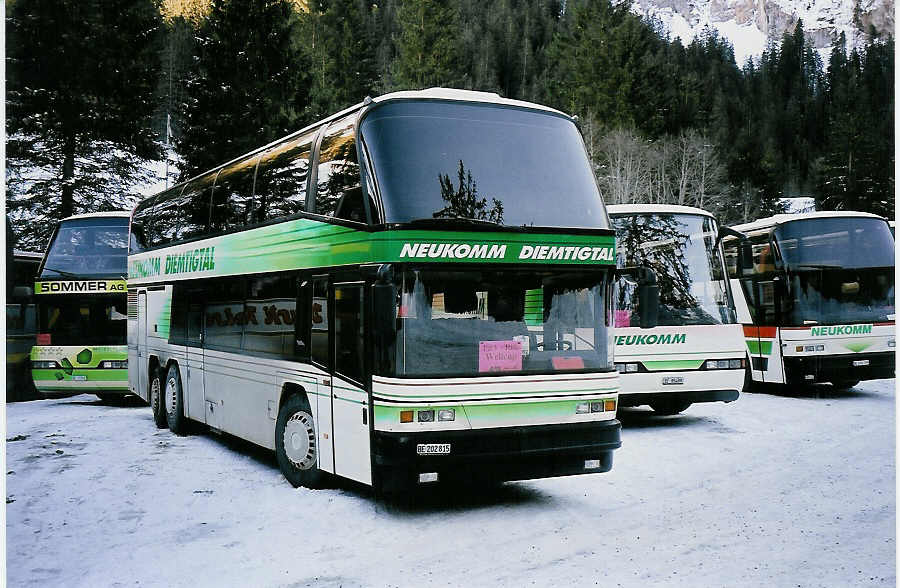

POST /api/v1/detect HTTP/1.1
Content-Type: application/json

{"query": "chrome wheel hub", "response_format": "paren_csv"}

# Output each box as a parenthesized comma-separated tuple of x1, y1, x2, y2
(283, 411, 316, 470)
(165, 376, 177, 415)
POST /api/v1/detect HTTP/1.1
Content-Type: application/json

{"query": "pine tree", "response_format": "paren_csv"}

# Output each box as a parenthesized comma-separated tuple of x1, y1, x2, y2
(6, 0, 163, 248)
(176, 0, 311, 177)
(393, 0, 461, 89)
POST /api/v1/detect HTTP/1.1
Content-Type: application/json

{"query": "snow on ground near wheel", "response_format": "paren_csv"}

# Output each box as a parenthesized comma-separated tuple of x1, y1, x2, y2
(6, 380, 895, 587)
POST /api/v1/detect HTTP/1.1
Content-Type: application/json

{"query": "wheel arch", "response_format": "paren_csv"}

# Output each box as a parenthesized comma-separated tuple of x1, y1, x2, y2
(279, 381, 311, 415)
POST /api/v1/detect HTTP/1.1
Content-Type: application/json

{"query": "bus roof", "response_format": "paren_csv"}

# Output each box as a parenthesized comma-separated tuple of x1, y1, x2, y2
(370, 88, 568, 118)
(732, 211, 887, 234)
(62, 211, 131, 222)
(135, 88, 572, 210)
(607, 204, 716, 218)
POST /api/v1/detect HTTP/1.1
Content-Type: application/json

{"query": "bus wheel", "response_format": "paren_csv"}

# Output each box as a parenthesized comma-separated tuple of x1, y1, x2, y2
(149, 369, 168, 429)
(832, 380, 860, 391)
(275, 395, 324, 489)
(164, 364, 189, 435)
(649, 400, 692, 415)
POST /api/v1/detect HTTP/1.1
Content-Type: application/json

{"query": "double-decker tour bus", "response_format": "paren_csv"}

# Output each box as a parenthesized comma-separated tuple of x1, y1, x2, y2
(7, 248, 42, 401)
(608, 205, 744, 414)
(127, 88, 630, 491)
(725, 211, 895, 389)
(31, 212, 130, 399)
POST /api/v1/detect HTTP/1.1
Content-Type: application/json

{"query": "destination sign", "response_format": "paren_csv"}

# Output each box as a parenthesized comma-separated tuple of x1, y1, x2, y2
(35, 280, 127, 295)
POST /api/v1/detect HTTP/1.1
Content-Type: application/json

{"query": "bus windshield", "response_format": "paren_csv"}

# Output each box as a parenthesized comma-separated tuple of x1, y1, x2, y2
(774, 217, 895, 325)
(37, 295, 127, 346)
(392, 269, 612, 377)
(612, 213, 735, 326)
(41, 217, 129, 278)
(360, 101, 609, 229)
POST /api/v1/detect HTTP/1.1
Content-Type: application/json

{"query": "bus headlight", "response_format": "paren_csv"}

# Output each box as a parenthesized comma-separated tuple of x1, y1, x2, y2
(417, 410, 435, 423)
(576, 402, 590, 414)
(729, 359, 744, 369)
(615, 363, 639, 373)
(32, 360, 59, 369)
(889, 339, 896, 348)
(437, 409, 455, 422)
(100, 360, 128, 369)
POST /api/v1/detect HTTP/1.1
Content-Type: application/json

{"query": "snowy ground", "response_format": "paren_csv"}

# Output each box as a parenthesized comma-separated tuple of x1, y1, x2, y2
(6, 380, 895, 587)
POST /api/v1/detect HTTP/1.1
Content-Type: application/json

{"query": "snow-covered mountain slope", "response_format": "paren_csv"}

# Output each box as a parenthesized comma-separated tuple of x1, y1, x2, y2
(632, 0, 894, 66)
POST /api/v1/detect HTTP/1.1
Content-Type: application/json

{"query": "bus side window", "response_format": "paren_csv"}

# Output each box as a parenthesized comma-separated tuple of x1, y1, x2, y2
(178, 173, 216, 241)
(315, 117, 367, 223)
(310, 278, 329, 368)
(170, 283, 189, 344)
(254, 131, 315, 224)
(334, 284, 364, 384)
(295, 279, 311, 360)
(211, 155, 259, 233)
(244, 274, 297, 358)
(149, 188, 182, 248)
(204, 278, 246, 352)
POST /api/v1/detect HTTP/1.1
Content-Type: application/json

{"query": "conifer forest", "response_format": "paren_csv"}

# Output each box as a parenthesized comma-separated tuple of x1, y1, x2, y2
(6, 0, 895, 248)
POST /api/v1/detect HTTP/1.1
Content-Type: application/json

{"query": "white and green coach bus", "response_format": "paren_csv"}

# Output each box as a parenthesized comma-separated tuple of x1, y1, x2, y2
(724, 211, 895, 389)
(31, 212, 130, 399)
(127, 88, 630, 491)
(608, 205, 745, 414)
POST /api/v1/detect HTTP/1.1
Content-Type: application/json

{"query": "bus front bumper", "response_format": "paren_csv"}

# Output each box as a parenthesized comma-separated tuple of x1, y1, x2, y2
(783, 351, 896, 385)
(618, 389, 740, 407)
(372, 420, 621, 492)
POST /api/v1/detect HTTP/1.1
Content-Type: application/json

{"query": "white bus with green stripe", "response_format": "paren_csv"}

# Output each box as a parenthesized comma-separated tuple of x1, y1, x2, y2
(725, 211, 895, 389)
(608, 205, 745, 414)
(127, 89, 623, 491)
(31, 212, 130, 400)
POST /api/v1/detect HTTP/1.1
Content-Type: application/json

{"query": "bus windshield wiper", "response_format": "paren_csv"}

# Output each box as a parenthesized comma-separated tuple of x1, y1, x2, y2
(42, 267, 80, 279)
(788, 263, 845, 270)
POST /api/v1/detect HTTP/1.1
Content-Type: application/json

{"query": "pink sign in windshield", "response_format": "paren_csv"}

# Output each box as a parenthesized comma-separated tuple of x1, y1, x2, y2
(478, 340, 523, 373)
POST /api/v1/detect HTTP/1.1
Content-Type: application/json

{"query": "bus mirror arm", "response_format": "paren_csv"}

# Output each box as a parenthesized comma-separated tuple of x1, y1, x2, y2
(617, 267, 659, 329)
(638, 280, 659, 330)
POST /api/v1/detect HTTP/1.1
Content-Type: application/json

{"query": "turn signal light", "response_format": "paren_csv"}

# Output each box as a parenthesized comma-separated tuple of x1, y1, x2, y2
(400, 410, 413, 423)
(604, 399, 617, 412)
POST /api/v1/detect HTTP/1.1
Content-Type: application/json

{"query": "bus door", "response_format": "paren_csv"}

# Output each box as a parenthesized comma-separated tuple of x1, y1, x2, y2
(137, 291, 148, 400)
(330, 282, 372, 485)
(310, 277, 334, 473)
(184, 300, 205, 422)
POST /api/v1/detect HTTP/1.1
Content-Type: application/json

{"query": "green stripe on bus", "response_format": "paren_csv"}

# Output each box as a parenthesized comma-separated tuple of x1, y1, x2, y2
(374, 396, 617, 427)
(31, 369, 129, 382)
(129, 220, 616, 283)
(641, 360, 705, 371)
(746, 340, 773, 355)
(373, 385, 618, 401)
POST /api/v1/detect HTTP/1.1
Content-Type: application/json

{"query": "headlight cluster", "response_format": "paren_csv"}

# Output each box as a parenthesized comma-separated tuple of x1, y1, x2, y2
(576, 399, 616, 414)
(704, 359, 744, 370)
(100, 360, 128, 369)
(32, 360, 59, 369)
(794, 345, 825, 352)
(615, 363, 640, 373)
(400, 409, 456, 423)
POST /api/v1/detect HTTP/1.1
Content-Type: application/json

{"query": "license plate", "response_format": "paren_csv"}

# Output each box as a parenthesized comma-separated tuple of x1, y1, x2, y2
(662, 376, 684, 385)
(72, 375, 86, 381)
(416, 443, 451, 455)
(853, 359, 870, 367)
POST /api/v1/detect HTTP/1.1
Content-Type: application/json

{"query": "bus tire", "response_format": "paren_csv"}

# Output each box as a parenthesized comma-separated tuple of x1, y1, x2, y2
(650, 400, 692, 415)
(275, 394, 324, 489)
(832, 380, 860, 391)
(149, 368, 168, 429)
(164, 363, 189, 435)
